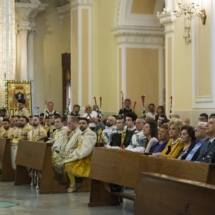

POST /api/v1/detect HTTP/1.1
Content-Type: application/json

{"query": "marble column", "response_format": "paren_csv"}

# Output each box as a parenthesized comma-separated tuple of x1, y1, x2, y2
(27, 29, 36, 81)
(18, 26, 31, 80)
(15, 1, 47, 81)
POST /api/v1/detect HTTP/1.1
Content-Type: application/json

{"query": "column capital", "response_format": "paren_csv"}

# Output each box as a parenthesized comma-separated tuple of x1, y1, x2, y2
(18, 26, 31, 35)
(15, 1, 47, 33)
(157, 12, 176, 34)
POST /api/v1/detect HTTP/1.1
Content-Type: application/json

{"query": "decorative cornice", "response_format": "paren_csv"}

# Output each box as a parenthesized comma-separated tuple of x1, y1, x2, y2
(68, 0, 92, 8)
(157, 12, 176, 33)
(112, 26, 164, 45)
(57, 3, 71, 21)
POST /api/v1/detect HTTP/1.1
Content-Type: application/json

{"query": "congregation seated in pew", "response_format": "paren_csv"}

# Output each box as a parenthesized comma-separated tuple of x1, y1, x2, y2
(2, 96, 215, 191)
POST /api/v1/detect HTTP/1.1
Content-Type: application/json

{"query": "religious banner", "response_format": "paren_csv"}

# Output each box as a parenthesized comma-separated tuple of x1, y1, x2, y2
(5, 80, 32, 117)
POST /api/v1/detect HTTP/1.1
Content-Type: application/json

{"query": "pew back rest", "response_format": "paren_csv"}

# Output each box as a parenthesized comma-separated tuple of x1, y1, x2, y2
(0, 138, 7, 162)
(139, 155, 215, 185)
(135, 172, 215, 215)
(15, 140, 52, 170)
(89, 148, 142, 189)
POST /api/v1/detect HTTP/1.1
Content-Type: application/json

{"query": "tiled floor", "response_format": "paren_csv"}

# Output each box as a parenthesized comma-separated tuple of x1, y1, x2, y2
(0, 182, 134, 215)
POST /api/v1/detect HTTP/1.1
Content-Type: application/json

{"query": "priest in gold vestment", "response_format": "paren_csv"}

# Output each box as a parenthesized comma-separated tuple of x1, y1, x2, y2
(1, 118, 10, 138)
(52, 116, 80, 158)
(7, 116, 21, 139)
(27, 115, 47, 142)
(11, 116, 32, 144)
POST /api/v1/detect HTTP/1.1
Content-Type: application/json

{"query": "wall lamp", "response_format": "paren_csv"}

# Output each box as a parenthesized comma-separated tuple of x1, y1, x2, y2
(158, 1, 207, 44)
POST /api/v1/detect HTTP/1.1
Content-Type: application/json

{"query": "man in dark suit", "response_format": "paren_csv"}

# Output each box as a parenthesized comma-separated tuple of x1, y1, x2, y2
(196, 116, 215, 163)
(185, 122, 207, 161)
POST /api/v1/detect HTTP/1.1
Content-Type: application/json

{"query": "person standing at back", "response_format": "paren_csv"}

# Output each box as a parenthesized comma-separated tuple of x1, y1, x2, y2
(15, 99, 30, 118)
(146, 103, 156, 120)
(45, 101, 59, 118)
(82, 105, 98, 131)
(118, 99, 133, 118)
(198, 113, 208, 122)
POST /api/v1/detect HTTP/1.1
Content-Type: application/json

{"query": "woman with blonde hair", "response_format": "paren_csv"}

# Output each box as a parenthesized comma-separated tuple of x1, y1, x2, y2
(153, 118, 185, 158)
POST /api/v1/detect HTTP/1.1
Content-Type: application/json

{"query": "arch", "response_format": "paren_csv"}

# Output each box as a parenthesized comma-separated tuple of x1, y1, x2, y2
(114, 0, 165, 28)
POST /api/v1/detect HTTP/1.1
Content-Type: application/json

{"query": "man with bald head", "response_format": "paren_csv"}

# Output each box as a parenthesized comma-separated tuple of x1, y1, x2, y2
(183, 118, 190, 126)
(172, 114, 180, 119)
(185, 122, 207, 161)
(102, 115, 116, 145)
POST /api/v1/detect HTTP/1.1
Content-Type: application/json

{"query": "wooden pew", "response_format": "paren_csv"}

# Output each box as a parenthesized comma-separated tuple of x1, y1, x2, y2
(0, 138, 15, 181)
(89, 147, 142, 207)
(15, 140, 67, 194)
(139, 155, 215, 185)
(135, 172, 215, 215)
(88, 148, 215, 207)
(76, 142, 105, 192)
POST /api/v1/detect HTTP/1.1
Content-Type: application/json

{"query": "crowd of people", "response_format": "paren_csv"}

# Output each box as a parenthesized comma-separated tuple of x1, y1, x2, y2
(0, 98, 215, 192)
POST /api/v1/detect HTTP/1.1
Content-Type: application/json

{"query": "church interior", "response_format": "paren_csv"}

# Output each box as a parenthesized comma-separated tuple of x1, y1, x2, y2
(1, 0, 215, 214)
